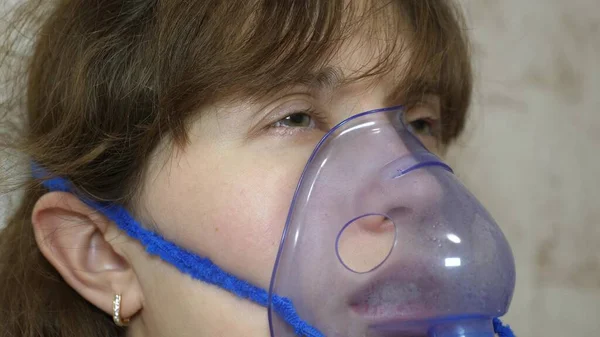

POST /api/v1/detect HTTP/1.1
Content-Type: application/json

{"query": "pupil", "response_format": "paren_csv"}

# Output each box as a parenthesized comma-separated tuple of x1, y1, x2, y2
(413, 120, 427, 130)
(289, 113, 307, 125)
(408, 119, 432, 136)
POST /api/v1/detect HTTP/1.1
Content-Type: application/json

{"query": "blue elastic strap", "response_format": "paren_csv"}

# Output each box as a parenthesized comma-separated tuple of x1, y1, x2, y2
(32, 163, 512, 337)
(493, 317, 516, 337)
(31, 163, 323, 337)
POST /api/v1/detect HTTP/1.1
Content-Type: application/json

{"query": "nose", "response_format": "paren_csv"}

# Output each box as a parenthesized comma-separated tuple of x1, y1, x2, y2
(355, 153, 447, 232)
(353, 214, 395, 233)
(335, 156, 446, 273)
(336, 157, 445, 274)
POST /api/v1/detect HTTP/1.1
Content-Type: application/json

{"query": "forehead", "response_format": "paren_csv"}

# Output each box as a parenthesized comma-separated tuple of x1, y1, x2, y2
(162, 0, 471, 144)
(240, 3, 417, 100)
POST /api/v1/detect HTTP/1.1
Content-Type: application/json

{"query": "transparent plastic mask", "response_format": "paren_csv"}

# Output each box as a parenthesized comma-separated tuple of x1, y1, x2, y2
(268, 107, 515, 337)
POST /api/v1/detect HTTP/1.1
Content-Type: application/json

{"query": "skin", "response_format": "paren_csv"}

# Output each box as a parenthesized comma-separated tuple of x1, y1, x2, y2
(31, 13, 444, 337)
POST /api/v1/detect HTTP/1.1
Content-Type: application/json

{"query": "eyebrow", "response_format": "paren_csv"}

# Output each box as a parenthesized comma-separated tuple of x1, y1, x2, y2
(251, 63, 439, 113)
(296, 66, 346, 91)
(298, 66, 440, 109)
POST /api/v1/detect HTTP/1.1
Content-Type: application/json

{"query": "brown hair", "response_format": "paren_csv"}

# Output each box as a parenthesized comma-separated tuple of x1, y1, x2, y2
(0, 0, 472, 336)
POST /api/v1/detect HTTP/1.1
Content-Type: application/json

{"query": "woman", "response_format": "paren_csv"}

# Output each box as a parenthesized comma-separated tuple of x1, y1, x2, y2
(0, 1, 516, 336)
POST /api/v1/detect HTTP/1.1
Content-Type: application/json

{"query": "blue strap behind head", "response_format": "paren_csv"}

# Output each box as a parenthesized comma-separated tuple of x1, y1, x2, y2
(31, 163, 514, 337)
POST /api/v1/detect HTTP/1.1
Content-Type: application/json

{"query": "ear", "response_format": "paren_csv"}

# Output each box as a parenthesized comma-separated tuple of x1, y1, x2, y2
(32, 191, 143, 320)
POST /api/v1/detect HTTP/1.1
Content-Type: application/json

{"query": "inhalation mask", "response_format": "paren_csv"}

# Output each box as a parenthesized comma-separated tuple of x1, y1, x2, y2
(34, 106, 516, 337)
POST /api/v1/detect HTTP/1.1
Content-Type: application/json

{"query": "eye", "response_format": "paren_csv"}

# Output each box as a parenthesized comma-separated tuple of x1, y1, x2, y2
(405, 116, 442, 153)
(407, 118, 435, 136)
(273, 111, 316, 128)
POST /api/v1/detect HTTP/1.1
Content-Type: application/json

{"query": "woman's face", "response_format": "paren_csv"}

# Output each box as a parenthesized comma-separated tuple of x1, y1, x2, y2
(123, 32, 442, 337)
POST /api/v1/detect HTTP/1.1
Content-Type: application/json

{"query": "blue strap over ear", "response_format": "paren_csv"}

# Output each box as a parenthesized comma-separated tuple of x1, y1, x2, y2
(31, 163, 515, 337)
(31, 163, 324, 336)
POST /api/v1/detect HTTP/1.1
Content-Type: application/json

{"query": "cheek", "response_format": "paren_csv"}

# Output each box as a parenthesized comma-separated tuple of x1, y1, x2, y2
(203, 170, 297, 285)
(142, 151, 304, 289)
(128, 243, 271, 336)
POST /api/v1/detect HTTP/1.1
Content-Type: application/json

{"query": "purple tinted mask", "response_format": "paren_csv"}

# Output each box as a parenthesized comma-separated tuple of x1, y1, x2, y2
(268, 107, 516, 337)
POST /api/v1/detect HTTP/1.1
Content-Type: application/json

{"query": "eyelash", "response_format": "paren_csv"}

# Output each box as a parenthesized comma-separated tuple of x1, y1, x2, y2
(269, 108, 439, 140)
(406, 117, 438, 136)
(268, 108, 329, 135)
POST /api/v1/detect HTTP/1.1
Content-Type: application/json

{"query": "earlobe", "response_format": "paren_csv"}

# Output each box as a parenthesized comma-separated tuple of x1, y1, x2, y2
(32, 191, 143, 321)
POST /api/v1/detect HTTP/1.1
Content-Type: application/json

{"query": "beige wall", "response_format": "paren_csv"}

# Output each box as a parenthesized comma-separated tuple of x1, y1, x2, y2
(447, 1, 600, 336)
(1, 1, 598, 336)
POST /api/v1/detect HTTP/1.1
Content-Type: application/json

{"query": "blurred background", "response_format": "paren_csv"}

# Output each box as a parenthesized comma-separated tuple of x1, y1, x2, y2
(447, 1, 599, 336)
(1, 0, 598, 336)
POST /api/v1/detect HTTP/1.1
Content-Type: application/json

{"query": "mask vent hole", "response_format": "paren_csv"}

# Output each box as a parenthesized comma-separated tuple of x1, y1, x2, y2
(336, 213, 396, 273)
